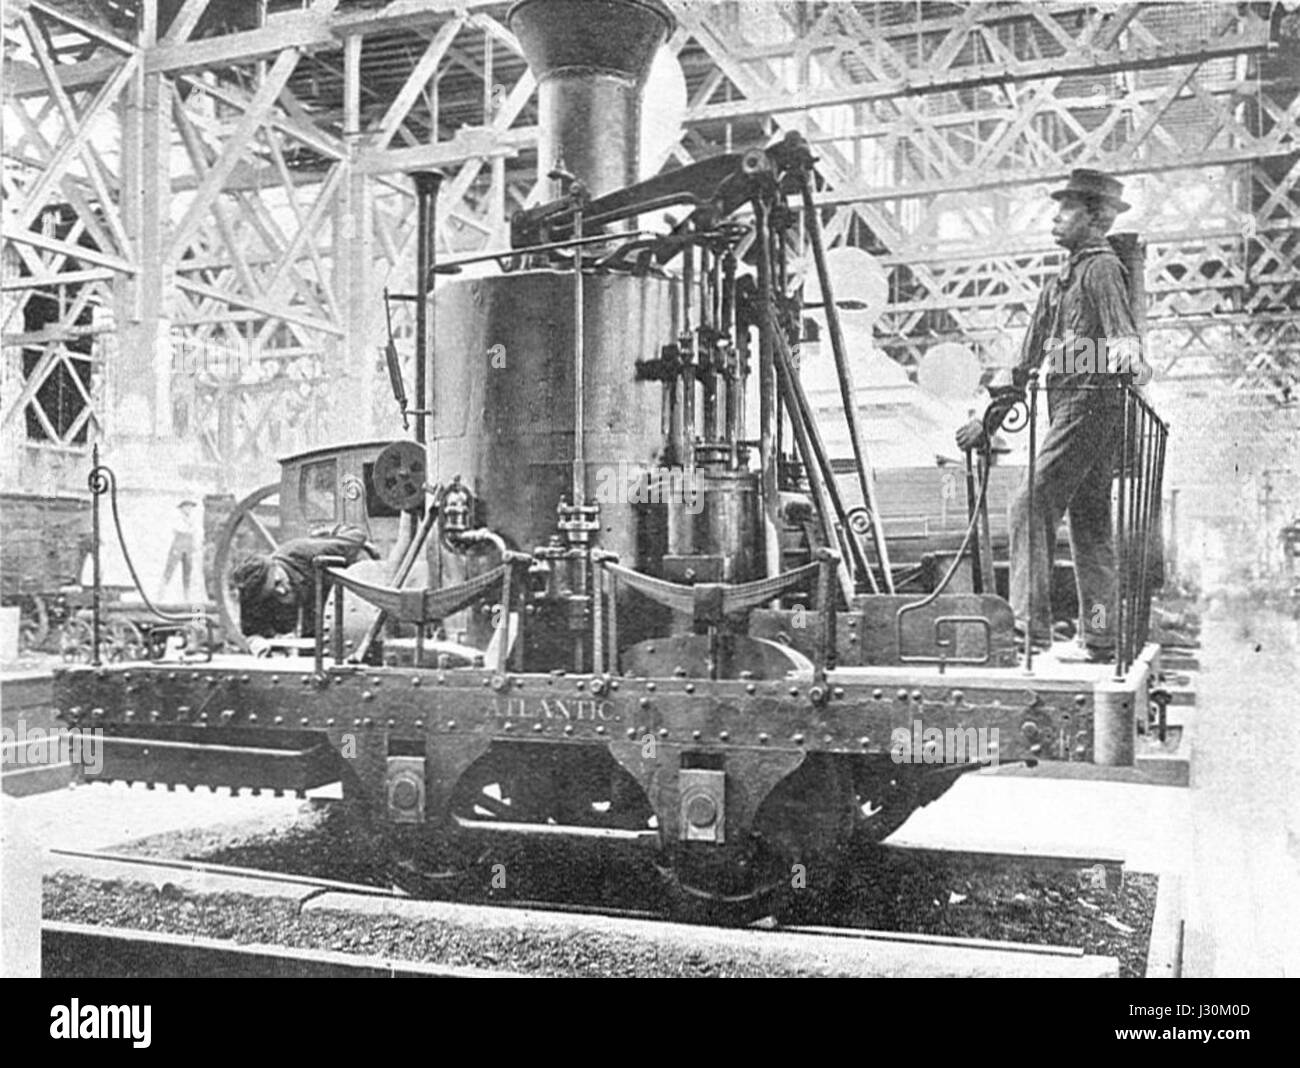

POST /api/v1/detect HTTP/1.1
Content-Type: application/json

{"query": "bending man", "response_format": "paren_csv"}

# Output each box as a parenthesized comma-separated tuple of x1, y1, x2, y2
(232, 524, 378, 656)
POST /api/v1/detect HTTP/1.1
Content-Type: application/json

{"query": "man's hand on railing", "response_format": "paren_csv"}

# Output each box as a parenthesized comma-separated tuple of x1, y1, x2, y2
(988, 382, 1027, 402)
(248, 635, 272, 658)
(957, 382, 1028, 452)
(955, 419, 987, 452)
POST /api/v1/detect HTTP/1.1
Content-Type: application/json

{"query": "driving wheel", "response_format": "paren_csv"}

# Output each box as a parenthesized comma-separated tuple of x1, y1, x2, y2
(658, 754, 861, 926)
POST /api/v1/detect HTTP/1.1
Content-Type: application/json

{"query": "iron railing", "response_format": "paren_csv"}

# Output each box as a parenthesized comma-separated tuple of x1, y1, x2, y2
(978, 379, 1168, 675)
(1113, 385, 1168, 676)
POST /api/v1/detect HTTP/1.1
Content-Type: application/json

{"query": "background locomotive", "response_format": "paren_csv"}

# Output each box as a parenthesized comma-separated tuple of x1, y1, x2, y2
(54, 0, 1165, 923)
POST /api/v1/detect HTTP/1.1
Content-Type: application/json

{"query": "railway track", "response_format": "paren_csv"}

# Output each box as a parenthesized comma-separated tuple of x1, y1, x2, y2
(46, 846, 406, 900)
(42, 847, 1124, 977)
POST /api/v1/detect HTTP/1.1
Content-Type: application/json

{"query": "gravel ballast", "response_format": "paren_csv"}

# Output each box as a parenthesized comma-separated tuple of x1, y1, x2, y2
(43, 800, 1157, 977)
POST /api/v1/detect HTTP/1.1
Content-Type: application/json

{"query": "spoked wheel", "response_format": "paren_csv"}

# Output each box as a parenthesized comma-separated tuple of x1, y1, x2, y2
(59, 613, 147, 663)
(105, 618, 147, 661)
(212, 483, 281, 653)
(658, 755, 862, 926)
(438, 744, 656, 902)
(450, 744, 655, 832)
(58, 616, 93, 663)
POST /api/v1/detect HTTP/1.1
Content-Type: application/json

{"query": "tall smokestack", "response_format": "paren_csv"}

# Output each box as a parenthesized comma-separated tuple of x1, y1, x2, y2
(508, 0, 673, 199)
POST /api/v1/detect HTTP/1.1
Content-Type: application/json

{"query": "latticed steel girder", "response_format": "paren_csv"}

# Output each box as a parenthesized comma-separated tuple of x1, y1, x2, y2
(2, 0, 537, 472)
(5, 0, 1300, 460)
(681, 1, 1270, 116)
(675, 1, 1280, 196)
(670, 2, 1298, 396)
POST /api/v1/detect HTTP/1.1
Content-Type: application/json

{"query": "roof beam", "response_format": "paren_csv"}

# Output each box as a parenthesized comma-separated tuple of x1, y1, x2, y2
(0, 267, 117, 291)
(175, 74, 345, 161)
(689, 33, 1269, 125)
(145, 0, 494, 74)
(174, 276, 344, 337)
(813, 144, 1300, 207)
(5, 227, 136, 274)
(5, 1, 501, 97)
(26, 0, 137, 54)
(146, 8, 325, 73)
(165, 47, 302, 262)
(356, 127, 530, 176)
(373, 14, 464, 149)
(161, 0, 212, 45)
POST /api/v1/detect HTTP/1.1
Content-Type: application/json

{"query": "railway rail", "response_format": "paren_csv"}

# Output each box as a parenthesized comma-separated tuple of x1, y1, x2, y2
(42, 842, 1130, 978)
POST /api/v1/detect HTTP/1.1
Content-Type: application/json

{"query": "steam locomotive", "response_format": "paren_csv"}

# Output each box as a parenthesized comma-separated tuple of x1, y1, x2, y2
(55, 0, 1164, 923)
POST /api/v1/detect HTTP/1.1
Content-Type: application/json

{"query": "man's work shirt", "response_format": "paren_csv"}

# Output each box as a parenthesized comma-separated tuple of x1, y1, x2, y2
(239, 525, 370, 639)
(170, 512, 196, 552)
(1016, 237, 1141, 416)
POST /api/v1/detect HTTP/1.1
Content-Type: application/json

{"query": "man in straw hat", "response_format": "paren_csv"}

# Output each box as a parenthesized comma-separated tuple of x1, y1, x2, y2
(955, 168, 1151, 663)
(158, 499, 199, 602)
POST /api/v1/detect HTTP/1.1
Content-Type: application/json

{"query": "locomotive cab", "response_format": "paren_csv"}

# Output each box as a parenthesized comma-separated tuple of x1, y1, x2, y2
(212, 440, 425, 655)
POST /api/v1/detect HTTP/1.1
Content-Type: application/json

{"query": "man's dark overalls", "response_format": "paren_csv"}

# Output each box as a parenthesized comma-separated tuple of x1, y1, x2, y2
(1009, 237, 1140, 653)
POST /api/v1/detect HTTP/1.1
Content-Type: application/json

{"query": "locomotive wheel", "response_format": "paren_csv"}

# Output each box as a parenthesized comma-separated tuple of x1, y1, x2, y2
(450, 745, 655, 831)
(212, 483, 280, 653)
(408, 745, 657, 902)
(383, 824, 486, 897)
(656, 841, 792, 926)
(658, 755, 861, 926)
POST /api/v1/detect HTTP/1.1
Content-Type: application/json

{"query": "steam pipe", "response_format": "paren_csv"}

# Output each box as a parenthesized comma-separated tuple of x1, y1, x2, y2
(90, 443, 102, 666)
(721, 250, 742, 460)
(700, 246, 718, 442)
(754, 201, 782, 586)
(573, 201, 585, 505)
(412, 170, 443, 445)
(680, 235, 696, 461)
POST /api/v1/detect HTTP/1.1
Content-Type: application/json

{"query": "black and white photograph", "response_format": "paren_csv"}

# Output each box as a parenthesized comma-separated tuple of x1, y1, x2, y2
(0, 0, 1295, 1011)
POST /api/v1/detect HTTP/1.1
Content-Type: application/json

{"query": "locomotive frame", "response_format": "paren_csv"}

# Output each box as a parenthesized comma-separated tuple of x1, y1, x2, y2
(52, 0, 1167, 924)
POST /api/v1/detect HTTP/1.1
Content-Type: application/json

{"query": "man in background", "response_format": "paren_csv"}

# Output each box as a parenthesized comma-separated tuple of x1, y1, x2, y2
(158, 499, 198, 602)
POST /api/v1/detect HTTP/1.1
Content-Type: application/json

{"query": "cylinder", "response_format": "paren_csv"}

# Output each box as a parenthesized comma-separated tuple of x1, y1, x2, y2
(508, 0, 673, 198)
(431, 270, 677, 566)
(695, 469, 762, 583)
